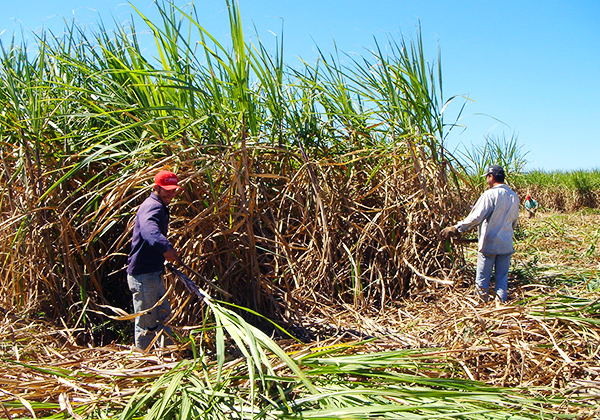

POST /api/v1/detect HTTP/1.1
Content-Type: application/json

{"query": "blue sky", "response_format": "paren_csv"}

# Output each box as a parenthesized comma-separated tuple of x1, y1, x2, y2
(2, 0, 599, 171)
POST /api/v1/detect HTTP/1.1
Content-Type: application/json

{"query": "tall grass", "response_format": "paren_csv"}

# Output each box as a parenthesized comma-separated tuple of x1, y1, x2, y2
(513, 169, 600, 210)
(455, 132, 600, 210)
(458, 132, 528, 186)
(0, 0, 468, 328)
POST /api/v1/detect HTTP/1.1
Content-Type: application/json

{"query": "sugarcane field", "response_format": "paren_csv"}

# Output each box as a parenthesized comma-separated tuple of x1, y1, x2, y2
(1, 1, 599, 419)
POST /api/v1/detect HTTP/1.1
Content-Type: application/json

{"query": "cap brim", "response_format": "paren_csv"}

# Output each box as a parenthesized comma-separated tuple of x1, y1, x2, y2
(156, 184, 182, 190)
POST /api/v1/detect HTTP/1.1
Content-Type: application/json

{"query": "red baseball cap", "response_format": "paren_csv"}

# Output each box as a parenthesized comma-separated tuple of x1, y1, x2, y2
(154, 170, 182, 190)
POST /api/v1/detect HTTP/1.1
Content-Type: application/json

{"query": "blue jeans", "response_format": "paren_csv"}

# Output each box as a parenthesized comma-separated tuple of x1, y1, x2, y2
(475, 252, 512, 302)
(127, 271, 172, 350)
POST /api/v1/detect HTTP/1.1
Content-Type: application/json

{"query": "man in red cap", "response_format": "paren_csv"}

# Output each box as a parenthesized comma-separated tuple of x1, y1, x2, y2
(126, 170, 182, 350)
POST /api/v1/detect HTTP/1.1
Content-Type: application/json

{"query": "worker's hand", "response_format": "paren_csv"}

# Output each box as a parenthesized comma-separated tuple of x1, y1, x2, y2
(163, 248, 181, 265)
(440, 226, 458, 240)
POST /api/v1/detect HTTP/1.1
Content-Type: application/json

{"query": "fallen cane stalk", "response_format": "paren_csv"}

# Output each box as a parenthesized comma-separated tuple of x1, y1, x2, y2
(172, 262, 233, 299)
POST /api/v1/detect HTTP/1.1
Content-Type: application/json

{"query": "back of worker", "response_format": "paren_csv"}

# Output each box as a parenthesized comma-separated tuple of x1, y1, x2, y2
(456, 184, 520, 255)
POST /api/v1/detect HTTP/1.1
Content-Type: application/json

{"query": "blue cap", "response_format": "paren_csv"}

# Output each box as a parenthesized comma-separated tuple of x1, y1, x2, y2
(482, 165, 505, 177)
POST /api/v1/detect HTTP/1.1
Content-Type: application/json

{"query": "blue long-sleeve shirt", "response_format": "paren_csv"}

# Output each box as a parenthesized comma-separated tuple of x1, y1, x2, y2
(127, 192, 173, 275)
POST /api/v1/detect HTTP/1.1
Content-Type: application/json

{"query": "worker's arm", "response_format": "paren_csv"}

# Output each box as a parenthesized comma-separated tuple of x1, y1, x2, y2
(455, 191, 494, 233)
(138, 204, 176, 258)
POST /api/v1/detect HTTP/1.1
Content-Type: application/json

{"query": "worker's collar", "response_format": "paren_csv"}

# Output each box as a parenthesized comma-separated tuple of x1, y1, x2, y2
(150, 191, 169, 207)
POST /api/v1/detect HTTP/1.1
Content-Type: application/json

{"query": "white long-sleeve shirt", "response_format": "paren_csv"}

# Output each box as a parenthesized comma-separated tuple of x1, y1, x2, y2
(455, 184, 520, 255)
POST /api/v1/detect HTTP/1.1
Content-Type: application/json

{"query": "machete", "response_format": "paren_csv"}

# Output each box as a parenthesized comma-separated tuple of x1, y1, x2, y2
(166, 262, 233, 298)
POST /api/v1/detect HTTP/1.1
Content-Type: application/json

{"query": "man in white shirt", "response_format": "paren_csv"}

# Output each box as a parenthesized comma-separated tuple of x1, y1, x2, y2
(441, 165, 520, 302)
